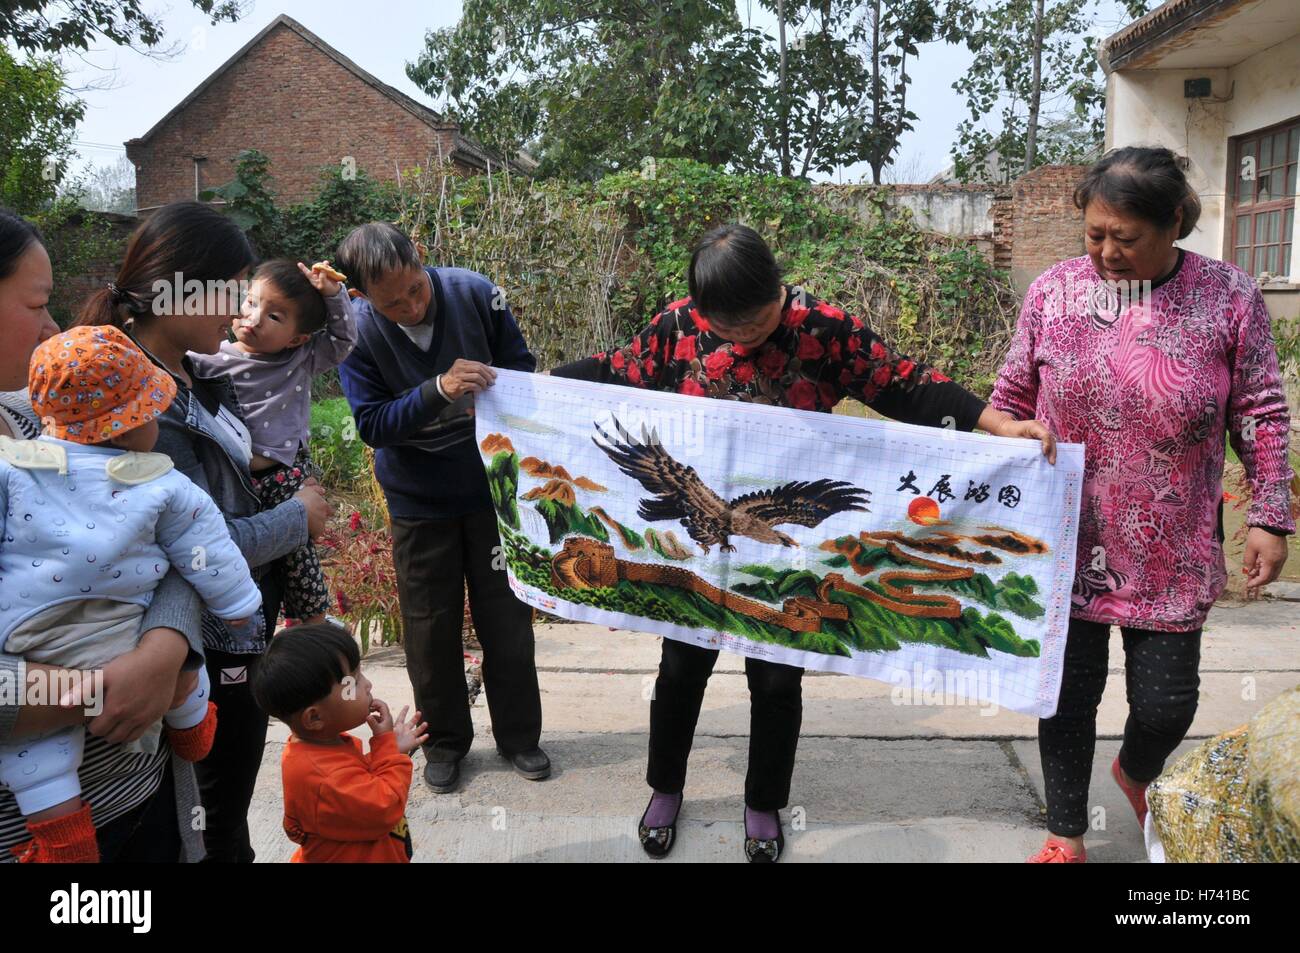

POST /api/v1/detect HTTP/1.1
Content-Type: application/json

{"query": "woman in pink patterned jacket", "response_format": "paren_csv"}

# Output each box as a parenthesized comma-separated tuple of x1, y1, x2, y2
(991, 146, 1294, 863)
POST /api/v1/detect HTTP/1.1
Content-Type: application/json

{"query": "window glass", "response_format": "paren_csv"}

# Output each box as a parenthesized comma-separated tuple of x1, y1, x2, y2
(1238, 141, 1257, 203)
(1259, 171, 1274, 203)
(1272, 133, 1288, 167)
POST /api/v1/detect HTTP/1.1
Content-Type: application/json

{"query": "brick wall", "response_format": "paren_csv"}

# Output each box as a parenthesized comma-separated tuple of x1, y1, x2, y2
(821, 167, 1086, 288)
(43, 211, 138, 328)
(991, 188, 1014, 272)
(126, 22, 467, 209)
(1006, 164, 1089, 291)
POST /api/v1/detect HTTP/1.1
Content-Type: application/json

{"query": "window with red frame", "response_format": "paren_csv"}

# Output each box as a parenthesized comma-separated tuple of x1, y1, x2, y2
(1230, 119, 1298, 279)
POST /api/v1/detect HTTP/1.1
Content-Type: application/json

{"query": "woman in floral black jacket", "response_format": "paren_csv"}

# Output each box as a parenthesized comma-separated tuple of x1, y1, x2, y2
(552, 224, 1054, 862)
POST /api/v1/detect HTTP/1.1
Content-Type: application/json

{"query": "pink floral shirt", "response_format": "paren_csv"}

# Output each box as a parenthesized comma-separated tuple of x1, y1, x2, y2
(991, 252, 1294, 632)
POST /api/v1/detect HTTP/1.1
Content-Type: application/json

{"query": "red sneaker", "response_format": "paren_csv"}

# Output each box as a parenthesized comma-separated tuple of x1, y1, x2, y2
(1027, 838, 1087, 863)
(12, 801, 99, 863)
(1111, 757, 1149, 828)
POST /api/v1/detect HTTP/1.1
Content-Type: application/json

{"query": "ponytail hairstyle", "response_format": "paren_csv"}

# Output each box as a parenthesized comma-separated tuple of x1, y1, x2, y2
(76, 201, 257, 329)
(1073, 146, 1202, 240)
(0, 207, 45, 281)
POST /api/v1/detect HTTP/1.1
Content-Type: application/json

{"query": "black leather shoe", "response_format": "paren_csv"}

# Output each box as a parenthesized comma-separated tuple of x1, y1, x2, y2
(638, 794, 681, 859)
(423, 758, 461, 793)
(498, 746, 551, 780)
(743, 812, 785, 863)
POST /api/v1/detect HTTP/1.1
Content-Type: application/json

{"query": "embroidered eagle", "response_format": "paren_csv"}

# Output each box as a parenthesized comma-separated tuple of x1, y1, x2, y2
(592, 417, 870, 553)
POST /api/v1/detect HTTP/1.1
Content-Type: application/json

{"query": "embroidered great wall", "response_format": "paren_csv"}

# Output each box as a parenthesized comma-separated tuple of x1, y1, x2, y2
(549, 535, 977, 632)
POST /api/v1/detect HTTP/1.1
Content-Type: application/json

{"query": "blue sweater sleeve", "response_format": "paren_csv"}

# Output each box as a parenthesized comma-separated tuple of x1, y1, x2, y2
(488, 296, 536, 373)
(339, 336, 449, 450)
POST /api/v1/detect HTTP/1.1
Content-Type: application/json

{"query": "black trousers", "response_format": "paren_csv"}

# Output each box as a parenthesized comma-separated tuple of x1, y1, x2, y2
(194, 574, 282, 863)
(391, 508, 542, 762)
(1039, 617, 1201, 837)
(97, 758, 181, 863)
(646, 638, 804, 811)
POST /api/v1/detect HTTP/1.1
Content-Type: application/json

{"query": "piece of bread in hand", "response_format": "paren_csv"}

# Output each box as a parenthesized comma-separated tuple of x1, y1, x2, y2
(311, 260, 346, 282)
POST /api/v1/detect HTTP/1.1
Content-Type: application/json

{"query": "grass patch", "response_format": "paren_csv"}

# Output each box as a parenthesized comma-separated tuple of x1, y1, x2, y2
(310, 396, 367, 488)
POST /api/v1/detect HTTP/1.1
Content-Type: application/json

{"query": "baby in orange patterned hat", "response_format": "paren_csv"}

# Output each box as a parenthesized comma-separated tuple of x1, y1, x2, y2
(0, 325, 263, 862)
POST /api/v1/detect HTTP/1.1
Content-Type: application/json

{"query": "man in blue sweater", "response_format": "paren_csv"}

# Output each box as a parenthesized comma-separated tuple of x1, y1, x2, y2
(336, 223, 548, 793)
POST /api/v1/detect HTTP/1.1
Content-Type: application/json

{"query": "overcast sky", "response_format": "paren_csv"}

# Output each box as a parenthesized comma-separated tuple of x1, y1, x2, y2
(57, 1, 1138, 187)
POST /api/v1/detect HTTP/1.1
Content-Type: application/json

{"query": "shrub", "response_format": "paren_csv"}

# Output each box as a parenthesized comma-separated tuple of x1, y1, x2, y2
(395, 158, 1018, 394)
(309, 396, 366, 489)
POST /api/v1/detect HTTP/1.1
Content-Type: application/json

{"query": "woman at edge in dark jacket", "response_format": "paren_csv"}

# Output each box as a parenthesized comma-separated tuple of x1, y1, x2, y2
(75, 202, 334, 862)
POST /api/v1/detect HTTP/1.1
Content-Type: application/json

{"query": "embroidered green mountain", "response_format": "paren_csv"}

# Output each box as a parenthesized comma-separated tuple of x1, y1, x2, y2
(746, 557, 1045, 619)
(730, 566, 1039, 658)
(498, 529, 1038, 659)
(485, 450, 520, 529)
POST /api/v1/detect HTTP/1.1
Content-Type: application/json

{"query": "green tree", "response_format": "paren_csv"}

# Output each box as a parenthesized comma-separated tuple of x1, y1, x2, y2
(943, 0, 1153, 183)
(199, 150, 401, 261)
(407, 0, 770, 179)
(69, 156, 137, 213)
(1, 1, 245, 55)
(764, 0, 939, 181)
(0, 47, 84, 213)
(408, 0, 940, 181)
(851, 1, 940, 183)
(281, 166, 400, 263)
(199, 149, 282, 254)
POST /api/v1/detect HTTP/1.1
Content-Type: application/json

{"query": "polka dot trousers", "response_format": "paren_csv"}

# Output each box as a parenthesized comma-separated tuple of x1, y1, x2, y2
(1039, 617, 1201, 838)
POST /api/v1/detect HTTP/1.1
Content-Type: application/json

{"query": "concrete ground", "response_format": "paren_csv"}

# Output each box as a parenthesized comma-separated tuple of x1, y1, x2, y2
(248, 591, 1300, 863)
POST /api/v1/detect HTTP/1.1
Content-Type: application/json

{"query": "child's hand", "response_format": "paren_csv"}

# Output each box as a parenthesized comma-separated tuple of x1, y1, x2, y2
(299, 260, 343, 298)
(367, 698, 395, 735)
(392, 706, 429, 755)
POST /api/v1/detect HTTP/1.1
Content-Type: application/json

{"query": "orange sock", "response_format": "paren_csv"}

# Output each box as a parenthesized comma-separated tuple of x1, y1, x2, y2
(167, 701, 218, 762)
(12, 801, 99, 863)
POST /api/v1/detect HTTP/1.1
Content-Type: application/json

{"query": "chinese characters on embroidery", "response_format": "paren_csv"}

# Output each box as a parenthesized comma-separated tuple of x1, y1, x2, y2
(896, 470, 1020, 508)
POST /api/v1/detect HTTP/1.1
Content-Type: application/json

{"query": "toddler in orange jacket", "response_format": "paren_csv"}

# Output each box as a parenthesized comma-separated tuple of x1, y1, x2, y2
(252, 622, 428, 862)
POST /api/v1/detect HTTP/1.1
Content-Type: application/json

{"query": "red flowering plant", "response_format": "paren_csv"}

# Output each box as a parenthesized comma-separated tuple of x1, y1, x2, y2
(312, 444, 481, 653)
(318, 506, 403, 653)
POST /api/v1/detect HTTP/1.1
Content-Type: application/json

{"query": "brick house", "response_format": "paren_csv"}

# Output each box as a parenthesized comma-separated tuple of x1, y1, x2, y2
(125, 14, 530, 212)
(1101, 0, 1300, 323)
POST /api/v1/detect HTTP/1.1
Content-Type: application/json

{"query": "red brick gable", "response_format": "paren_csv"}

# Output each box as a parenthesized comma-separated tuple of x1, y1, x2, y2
(125, 15, 521, 210)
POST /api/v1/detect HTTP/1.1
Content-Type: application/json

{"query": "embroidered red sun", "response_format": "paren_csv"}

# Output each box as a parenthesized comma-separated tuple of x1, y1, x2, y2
(907, 496, 942, 526)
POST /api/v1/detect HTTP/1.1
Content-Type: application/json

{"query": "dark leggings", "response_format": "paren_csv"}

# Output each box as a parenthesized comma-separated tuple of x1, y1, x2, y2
(194, 573, 282, 862)
(647, 638, 804, 811)
(1040, 617, 1201, 837)
(97, 758, 181, 862)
